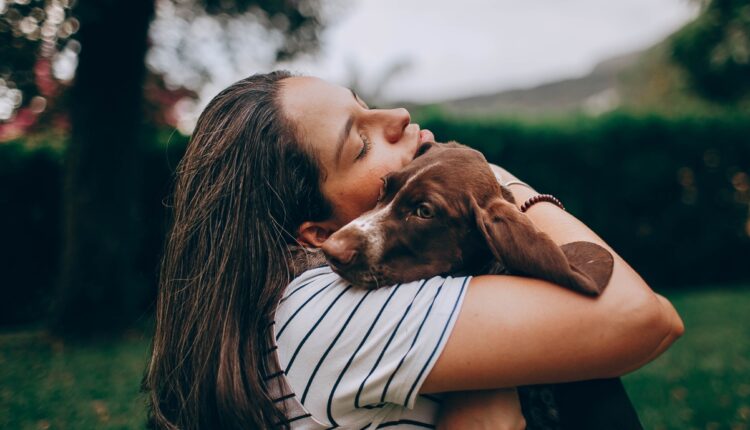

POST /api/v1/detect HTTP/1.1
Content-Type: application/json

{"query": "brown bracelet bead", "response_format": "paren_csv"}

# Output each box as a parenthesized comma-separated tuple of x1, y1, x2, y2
(520, 194, 565, 213)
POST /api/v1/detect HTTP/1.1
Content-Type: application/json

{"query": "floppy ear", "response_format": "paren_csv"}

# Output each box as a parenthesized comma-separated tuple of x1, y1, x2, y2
(471, 197, 613, 296)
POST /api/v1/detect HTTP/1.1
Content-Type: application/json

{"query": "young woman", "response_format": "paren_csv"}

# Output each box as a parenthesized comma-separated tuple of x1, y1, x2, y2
(144, 71, 684, 429)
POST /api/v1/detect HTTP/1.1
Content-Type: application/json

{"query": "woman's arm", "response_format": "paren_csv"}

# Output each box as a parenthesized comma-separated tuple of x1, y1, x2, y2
(617, 293, 684, 374)
(421, 165, 684, 393)
(438, 389, 526, 430)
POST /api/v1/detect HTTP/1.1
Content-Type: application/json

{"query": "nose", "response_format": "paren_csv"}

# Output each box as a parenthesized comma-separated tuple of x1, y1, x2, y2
(382, 108, 411, 143)
(321, 235, 359, 268)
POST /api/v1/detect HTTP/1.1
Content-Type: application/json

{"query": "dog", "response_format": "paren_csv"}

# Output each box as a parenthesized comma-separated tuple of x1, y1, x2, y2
(321, 141, 642, 430)
(321, 140, 613, 295)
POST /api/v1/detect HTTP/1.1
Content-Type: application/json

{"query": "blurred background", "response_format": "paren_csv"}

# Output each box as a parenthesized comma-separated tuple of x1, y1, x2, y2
(1, 0, 748, 428)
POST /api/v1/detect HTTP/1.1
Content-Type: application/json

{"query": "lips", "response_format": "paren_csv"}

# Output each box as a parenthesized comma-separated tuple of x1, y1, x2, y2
(413, 128, 436, 160)
(419, 128, 435, 144)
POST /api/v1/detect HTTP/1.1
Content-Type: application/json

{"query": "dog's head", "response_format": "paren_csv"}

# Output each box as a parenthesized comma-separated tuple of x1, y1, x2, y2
(321, 141, 493, 287)
(321, 141, 613, 295)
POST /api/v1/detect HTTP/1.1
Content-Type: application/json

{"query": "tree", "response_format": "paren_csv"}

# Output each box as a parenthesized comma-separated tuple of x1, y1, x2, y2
(55, 0, 326, 335)
(0, 0, 77, 138)
(671, 0, 750, 102)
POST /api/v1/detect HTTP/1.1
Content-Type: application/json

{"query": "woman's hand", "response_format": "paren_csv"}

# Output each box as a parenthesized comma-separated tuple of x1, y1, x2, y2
(437, 389, 526, 430)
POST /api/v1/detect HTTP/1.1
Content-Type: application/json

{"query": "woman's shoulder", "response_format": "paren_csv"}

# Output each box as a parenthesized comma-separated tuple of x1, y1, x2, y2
(276, 267, 470, 332)
(272, 266, 470, 427)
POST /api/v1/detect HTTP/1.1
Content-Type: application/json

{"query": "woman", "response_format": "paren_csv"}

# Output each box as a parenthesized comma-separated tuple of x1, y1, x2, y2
(144, 71, 684, 429)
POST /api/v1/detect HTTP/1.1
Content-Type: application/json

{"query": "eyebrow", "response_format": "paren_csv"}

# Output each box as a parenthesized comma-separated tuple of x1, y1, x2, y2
(334, 89, 358, 167)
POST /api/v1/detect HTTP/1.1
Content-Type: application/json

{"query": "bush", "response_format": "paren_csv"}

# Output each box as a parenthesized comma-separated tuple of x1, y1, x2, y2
(1, 112, 749, 325)
(0, 142, 62, 325)
(421, 111, 750, 288)
(0, 131, 188, 326)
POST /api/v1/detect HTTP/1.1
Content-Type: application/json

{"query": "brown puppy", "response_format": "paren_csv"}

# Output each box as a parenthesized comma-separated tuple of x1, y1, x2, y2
(322, 140, 613, 296)
(320, 141, 640, 430)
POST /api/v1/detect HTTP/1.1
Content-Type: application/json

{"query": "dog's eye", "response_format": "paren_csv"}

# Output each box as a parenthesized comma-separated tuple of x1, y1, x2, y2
(414, 203, 434, 219)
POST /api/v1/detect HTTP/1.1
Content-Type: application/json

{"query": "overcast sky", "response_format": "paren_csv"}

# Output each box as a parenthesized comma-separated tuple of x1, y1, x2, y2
(282, 0, 699, 103)
(152, 0, 699, 132)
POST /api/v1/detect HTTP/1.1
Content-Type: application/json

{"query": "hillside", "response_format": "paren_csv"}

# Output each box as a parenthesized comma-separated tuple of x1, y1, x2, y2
(427, 32, 741, 117)
(435, 51, 640, 116)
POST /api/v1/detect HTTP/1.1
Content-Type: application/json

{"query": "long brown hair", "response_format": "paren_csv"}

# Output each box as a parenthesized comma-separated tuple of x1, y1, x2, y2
(143, 70, 332, 429)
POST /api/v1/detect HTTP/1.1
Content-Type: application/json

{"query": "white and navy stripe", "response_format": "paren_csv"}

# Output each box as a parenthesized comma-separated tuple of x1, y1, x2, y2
(267, 266, 469, 429)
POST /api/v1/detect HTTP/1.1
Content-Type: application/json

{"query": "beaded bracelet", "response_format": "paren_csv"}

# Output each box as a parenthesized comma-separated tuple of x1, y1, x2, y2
(520, 194, 566, 213)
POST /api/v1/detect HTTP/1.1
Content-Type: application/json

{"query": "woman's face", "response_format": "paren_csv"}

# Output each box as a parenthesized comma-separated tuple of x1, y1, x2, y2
(280, 76, 435, 231)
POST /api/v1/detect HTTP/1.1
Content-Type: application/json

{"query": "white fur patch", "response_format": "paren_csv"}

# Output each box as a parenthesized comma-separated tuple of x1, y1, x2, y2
(345, 201, 392, 262)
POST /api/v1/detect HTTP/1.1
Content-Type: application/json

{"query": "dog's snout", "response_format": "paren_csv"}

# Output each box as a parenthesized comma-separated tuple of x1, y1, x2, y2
(322, 236, 359, 268)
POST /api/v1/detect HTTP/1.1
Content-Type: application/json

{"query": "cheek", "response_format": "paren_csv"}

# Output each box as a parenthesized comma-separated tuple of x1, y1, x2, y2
(353, 159, 395, 203)
(326, 174, 382, 223)
(326, 153, 402, 221)
(353, 174, 384, 211)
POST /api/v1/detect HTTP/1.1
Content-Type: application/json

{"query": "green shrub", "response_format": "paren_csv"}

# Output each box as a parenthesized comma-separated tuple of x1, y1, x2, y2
(1, 113, 749, 325)
(421, 111, 750, 288)
(0, 142, 62, 325)
(0, 131, 188, 326)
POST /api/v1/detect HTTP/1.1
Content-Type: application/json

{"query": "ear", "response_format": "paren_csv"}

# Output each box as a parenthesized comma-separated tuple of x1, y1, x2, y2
(297, 220, 337, 248)
(559, 241, 615, 292)
(470, 196, 612, 296)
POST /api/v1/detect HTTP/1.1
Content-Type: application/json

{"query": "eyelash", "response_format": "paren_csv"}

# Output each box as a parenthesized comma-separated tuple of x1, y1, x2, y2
(356, 132, 371, 160)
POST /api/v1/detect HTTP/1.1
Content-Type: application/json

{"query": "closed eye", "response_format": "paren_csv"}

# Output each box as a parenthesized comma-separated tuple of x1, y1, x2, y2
(356, 132, 372, 160)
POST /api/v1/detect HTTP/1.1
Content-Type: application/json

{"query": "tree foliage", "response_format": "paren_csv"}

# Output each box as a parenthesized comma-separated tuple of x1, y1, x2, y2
(671, 0, 750, 102)
(199, 0, 324, 60)
(0, 0, 76, 132)
(0, 0, 326, 130)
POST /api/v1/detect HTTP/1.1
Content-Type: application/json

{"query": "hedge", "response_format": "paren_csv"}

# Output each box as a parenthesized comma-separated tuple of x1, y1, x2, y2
(421, 111, 750, 289)
(0, 131, 188, 326)
(1, 112, 748, 325)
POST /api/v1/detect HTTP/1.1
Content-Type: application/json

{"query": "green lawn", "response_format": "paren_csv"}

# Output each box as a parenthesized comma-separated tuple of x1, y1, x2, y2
(1, 288, 748, 429)
(623, 288, 750, 430)
(0, 328, 150, 430)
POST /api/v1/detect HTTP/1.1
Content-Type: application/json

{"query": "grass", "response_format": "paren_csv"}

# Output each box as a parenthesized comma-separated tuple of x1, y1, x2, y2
(0, 288, 748, 429)
(0, 329, 151, 429)
(623, 288, 750, 430)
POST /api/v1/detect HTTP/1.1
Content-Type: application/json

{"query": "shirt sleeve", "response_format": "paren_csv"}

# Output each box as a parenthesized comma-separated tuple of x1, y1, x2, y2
(273, 266, 469, 428)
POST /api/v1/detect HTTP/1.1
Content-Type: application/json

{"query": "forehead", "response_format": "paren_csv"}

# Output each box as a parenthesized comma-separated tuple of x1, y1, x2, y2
(279, 77, 356, 173)
(281, 76, 350, 110)
(279, 76, 351, 146)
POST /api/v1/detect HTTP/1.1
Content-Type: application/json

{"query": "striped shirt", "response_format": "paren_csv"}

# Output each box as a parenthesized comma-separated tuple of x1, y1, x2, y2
(267, 265, 470, 429)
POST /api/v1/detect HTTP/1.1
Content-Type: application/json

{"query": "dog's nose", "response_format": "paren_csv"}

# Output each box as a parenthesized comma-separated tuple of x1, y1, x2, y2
(321, 236, 358, 267)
